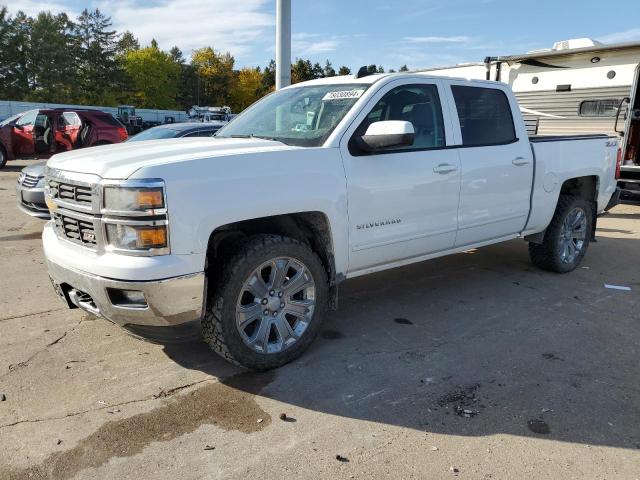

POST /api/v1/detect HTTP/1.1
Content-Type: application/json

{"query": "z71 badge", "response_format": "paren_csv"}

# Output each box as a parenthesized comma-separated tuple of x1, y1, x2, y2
(356, 218, 402, 230)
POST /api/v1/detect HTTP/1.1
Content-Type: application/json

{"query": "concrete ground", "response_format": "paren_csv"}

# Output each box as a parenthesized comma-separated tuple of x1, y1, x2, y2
(0, 159, 639, 479)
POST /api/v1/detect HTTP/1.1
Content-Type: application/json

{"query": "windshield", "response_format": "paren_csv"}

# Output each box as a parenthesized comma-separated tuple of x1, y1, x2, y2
(128, 127, 181, 142)
(216, 83, 369, 147)
(0, 114, 20, 127)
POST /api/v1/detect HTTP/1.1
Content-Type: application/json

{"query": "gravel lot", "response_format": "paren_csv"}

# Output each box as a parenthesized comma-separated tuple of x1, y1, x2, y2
(1, 159, 639, 479)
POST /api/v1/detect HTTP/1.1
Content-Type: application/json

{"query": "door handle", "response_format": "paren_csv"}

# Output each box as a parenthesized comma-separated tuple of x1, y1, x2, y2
(512, 157, 530, 166)
(433, 164, 458, 174)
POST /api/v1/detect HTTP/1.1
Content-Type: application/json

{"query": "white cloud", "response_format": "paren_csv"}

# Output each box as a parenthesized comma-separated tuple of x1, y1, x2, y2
(292, 32, 341, 57)
(6, 0, 71, 17)
(102, 0, 274, 60)
(8, 0, 275, 63)
(597, 28, 640, 44)
(404, 35, 472, 44)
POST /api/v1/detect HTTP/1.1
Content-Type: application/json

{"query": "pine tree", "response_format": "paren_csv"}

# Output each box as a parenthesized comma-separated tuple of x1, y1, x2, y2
(74, 9, 121, 104)
(323, 60, 336, 77)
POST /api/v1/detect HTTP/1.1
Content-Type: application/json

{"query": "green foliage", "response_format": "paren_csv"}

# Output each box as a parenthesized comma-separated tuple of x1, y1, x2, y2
(123, 43, 180, 109)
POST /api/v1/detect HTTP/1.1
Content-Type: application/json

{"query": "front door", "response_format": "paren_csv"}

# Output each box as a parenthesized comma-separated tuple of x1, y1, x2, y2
(340, 79, 461, 274)
(446, 82, 534, 247)
(12, 110, 38, 157)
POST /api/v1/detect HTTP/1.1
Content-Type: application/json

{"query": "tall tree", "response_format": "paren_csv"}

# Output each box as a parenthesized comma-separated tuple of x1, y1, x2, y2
(230, 67, 262, 111)
(191, 47, 235, 106)
(399, 64, 409, 72)
(323, 60, 336, 77)
(123, 42, 180, 109)
(0, 9, 31, 99)
(338, 65, 351, 76)
(260, 59, 276, 94)
(311, 61, 324, 79)
(74, 9, 121, 104)
(291, 58, 314, 83)
(28, 12, 77, 102)
(116, 30, 139, 55)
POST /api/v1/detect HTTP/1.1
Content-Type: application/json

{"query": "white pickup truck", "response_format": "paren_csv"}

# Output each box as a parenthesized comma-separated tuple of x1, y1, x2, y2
(42, 73, 620, 369)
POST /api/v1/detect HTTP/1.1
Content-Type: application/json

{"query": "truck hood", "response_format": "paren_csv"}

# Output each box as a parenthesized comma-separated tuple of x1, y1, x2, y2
(46, 137, 297, 179)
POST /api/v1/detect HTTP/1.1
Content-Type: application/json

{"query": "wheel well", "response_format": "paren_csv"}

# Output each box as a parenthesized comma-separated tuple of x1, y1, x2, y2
(559, 176, 598, 202)
(205, 212, 338, 309)
(526, 176, 599, 245)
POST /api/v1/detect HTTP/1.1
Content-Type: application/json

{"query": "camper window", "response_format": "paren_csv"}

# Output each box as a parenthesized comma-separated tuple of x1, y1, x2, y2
(579, 99, 620, 117)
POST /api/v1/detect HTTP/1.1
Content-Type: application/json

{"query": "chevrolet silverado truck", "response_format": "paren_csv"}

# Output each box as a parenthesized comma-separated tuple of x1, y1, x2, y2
(42, 73, 620, 370)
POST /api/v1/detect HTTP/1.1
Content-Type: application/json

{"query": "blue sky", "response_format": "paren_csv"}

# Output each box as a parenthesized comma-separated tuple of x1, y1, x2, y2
(8, 0, 640, 70)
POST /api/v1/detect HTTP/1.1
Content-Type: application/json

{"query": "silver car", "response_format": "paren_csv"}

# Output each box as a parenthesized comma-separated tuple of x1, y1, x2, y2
(16, 162, 49, 219)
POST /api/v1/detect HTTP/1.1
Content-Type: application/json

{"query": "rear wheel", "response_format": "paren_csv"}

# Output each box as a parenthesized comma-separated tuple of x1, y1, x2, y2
(529, 195, 592, 273)
(202, 234, 328, 370)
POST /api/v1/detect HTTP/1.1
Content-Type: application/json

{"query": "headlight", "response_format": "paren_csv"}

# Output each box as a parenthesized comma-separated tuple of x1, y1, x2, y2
(105, 222, 169, 255)
(102, 183, 165, 214)
(18, 172, 26, 184)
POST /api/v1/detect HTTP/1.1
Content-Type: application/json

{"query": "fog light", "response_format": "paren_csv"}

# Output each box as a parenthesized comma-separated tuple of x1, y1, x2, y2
(107, 288, 148, 308)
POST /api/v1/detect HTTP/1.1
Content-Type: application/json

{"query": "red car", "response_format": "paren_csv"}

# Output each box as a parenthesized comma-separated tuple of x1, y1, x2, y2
(0, 108, 128, 168)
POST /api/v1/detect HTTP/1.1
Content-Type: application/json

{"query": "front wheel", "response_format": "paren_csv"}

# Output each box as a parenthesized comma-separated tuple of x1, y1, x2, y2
(202, 234, 328, 370)
(0, 145, 7, 169)
(529, 195, 593, 273)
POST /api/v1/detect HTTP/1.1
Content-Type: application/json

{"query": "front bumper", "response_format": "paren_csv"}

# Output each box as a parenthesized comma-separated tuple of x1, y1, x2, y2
(46, 256, 205, 329)
(16, 184, 50, 219)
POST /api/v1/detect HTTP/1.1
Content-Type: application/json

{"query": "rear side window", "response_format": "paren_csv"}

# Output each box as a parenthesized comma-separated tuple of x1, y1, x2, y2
(579, 99, 620, 117)
(451, 86, 516, 146)
(96, 114, 125, 128)
(60, 112, 81, 126)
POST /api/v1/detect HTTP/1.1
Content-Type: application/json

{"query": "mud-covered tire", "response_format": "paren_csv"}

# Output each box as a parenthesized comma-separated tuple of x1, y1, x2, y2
(529, 195, 593, 273)
(202, 234, 328, 370)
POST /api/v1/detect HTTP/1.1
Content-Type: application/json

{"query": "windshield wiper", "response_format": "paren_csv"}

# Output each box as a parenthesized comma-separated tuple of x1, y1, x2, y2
(226, 134, 279, 141)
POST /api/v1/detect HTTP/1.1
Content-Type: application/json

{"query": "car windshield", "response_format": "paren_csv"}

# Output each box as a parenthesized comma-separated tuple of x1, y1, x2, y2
(0, 114, 20, 127)
(216, 83, 369, 147)
(128, 127, 182, 142)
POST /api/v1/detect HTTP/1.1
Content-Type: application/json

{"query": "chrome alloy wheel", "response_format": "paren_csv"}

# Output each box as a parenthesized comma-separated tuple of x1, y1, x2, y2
(236, 257, 316, 354)
(559, 207, 588, 264)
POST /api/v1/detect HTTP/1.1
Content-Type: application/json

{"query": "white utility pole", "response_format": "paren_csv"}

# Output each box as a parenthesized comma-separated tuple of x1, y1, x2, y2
(275, 0, 291, 90)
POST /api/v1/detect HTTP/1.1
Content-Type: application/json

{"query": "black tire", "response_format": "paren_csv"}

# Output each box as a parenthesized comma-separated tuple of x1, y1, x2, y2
(0, 144, 7, 169)
(529, 194, 593, 273)
(202, 234, 328, 370)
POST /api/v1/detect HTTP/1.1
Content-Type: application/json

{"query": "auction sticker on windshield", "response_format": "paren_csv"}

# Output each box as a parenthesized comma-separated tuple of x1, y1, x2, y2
(322, 90, 365, 101)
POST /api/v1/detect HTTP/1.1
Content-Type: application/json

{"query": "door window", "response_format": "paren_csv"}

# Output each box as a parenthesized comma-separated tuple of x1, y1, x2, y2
(451, 86, 516, 146)
(60, 112, 81, 127)
(16, 110, 38, 127)
(351, 84, 445, 155)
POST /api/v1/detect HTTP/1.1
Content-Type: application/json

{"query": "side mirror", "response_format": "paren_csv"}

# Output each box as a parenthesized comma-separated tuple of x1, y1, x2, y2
(13, 124, 24, 131)
(359, 120, 414, 152)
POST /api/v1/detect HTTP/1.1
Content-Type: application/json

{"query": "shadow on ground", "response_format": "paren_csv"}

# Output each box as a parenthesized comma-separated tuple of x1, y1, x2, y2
(161, 235, 640, 451)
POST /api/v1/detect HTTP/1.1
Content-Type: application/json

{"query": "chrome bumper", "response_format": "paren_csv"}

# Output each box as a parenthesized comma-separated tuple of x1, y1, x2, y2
(16, 183, 50, 219)
(46, 258, 205, 328)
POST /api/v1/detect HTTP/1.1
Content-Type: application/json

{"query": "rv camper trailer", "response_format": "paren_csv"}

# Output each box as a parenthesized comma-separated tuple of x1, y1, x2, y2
(425, 38, 640, 196)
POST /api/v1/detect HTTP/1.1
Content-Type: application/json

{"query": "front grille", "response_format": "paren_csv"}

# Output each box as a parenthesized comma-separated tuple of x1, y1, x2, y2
(22, 174, 42, 188)
(48, 179, 93, 206)
(52, 212, 97, 248)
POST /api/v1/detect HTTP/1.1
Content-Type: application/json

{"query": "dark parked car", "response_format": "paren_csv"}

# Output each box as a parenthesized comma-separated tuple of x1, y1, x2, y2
(16, 122, 221, 219)
(127, 122, 224, 142)
(1, 108, 128, 169)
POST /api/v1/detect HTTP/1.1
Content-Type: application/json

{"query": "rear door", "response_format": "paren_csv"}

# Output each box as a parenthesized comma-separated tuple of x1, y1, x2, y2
(340, 78, 461, 274)
(445, 82, 533, 247)
(55, 112, 82, 151)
